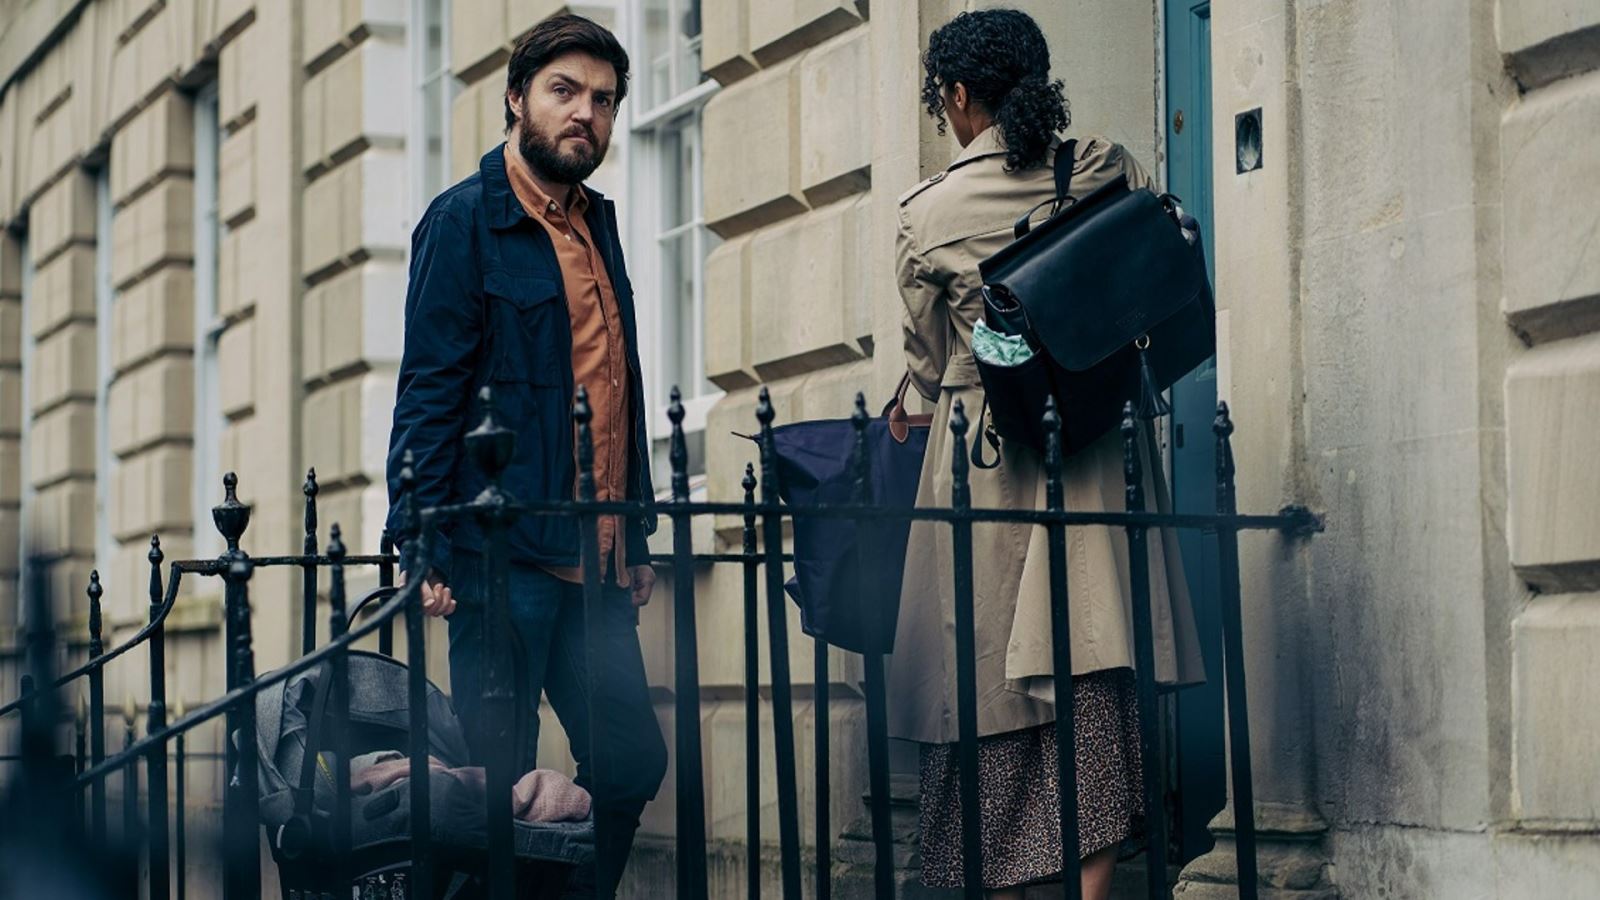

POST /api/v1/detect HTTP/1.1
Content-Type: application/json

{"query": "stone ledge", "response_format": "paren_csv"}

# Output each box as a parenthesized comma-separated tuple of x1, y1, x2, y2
(1501, 69, 1600, 337)
(1512, 593, 1600, 822)
(749, 1, 866, 69)
(1498, 0, 1600, 91)
(1504, 331, 1600, 584)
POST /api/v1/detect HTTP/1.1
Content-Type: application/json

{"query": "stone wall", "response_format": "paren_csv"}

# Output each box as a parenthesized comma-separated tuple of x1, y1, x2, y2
(1497, 0, 1600, 877)
(1183, 0, 1600, 896)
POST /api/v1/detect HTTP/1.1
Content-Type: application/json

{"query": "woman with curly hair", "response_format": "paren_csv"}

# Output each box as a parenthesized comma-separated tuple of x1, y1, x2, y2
(887, 9, 1205, 899)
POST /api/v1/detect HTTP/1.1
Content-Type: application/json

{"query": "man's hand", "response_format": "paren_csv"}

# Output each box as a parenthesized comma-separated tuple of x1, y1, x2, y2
(400, 568, 457, 618)
(629, 566, 656, 608)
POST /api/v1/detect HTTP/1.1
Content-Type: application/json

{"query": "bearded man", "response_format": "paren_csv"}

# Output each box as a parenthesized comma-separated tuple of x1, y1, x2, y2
(384, 15, 666, 898)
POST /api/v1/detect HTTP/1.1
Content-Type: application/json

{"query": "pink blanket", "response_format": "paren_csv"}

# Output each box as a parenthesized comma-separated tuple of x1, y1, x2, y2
(349, 752, 591, 823)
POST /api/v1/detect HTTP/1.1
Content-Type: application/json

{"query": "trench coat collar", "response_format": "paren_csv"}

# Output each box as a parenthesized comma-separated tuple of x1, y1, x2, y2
(947, 125, 1009, 172)
(946, 126, 1069, 174)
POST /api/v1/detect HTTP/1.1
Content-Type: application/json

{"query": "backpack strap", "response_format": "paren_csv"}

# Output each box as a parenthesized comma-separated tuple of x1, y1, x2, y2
(1012, 139, 1079, 240)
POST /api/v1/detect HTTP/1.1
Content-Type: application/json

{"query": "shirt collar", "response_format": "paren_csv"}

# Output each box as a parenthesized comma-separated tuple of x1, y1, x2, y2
(481, 141, 597, 230)
(503, 142, 590, 222)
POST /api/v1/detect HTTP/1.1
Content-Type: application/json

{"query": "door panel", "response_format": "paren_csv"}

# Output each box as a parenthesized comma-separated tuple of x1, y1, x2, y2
(1164, 0, 1222, 864)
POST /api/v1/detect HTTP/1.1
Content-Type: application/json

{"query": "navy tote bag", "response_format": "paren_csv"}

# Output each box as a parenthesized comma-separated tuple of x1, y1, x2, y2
(759, 377, 931, 655)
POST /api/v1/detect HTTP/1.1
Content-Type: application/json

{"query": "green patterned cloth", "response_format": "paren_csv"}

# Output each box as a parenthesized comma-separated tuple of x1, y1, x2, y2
(972, 319, 1036, 367)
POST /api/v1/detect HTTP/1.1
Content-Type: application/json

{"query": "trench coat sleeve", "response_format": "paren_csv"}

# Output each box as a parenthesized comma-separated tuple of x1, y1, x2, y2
(384, 209, 483, 577)
(897, 203, 951, 402)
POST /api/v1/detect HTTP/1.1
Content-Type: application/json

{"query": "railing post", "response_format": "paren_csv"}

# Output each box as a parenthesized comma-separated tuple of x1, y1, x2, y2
(16, 675, 33, 758)
(302, 468, 320, 657)
(1214, 403, 1259, 900)
(668, 389, 710, 900)
(757, 388, 804, 900)
(379, 529, 396, 657)
(1043, 398, 1084, 900)
(948, 400, 984, 900)
(853, 394, 895, 900)
(1121, 409, 1168, 900)
(87, 570, 107, 844)
(740, 462, 762, 900)
(814, 634, 830, 900)
(214, 473, 261, 900)
(174, 696, 187, 900)
(75, 694, 87, 827)
(122, 696, 140, 856)
(573, 387, 615, 895)
(465, 387, 518, 900)
(147, 536, 171, 900)
(328, 524, 354, 894)
(397, 453, 434, 900)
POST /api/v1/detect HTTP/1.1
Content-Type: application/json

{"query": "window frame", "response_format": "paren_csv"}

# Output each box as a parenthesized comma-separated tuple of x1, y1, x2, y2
(192, 82, 224, 561)
(93, 168, 115, 578)
(622, 0, 720, 479)
(409, 0, 459, 224)
(15, 232, 32, 626)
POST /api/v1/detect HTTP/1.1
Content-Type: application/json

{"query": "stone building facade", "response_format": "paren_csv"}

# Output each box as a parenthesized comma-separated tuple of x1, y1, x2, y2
(0, 0, 1597, 897)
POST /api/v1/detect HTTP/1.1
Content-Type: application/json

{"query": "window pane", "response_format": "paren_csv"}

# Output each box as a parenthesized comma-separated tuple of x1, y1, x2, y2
(676, 0, 704, 95)
(192, 84, 224, 560)
(659, 229, 698, 398)
(641, 0, 705, 109)
(421, 73, 446, 198)
(643, 0, 672, 109)
(658, 126, 695, 231)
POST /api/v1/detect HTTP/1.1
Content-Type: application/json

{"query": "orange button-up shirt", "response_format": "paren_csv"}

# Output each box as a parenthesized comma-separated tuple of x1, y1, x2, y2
(503, 144, 633, 586)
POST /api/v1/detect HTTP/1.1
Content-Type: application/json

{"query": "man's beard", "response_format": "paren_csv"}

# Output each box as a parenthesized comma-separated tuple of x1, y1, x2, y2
(518, 120, 607, 185)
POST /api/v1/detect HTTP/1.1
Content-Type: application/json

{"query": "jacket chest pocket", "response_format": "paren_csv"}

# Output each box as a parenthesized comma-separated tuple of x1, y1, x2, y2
(484, 270, 565, 387)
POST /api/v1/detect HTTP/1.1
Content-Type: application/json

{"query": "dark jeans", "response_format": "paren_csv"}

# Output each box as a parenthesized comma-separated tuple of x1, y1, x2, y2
(447, 551, 667, 899)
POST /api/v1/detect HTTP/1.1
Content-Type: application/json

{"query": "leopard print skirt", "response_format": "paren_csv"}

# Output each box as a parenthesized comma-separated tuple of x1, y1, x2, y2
(918, 667, 1143, 890)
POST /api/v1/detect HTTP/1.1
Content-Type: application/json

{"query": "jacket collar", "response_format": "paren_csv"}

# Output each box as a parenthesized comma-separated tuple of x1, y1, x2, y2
(480, 141, 609, 231)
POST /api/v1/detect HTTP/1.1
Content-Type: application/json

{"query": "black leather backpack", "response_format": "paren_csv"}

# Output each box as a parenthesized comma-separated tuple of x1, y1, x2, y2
(973, 140, 1214, 463)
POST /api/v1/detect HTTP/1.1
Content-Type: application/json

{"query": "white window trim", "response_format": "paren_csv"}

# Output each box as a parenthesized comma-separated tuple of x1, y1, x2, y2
(409, 0, 459, 224)
(622, 0, 721, 468)
(192, 83, 224, 560)
(93, 169, 115, 578)
(16, 233, 33, 626)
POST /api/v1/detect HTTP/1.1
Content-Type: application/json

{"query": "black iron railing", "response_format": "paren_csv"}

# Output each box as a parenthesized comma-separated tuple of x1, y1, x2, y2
(0, 383, 1318, 900)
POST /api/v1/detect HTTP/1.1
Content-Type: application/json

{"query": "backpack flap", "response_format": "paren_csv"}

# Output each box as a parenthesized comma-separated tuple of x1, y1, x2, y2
(978, 176, 1209, 372)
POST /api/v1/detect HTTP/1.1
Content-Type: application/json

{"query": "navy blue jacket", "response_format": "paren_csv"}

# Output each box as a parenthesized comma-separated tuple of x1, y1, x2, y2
(384, 144, 656, 574)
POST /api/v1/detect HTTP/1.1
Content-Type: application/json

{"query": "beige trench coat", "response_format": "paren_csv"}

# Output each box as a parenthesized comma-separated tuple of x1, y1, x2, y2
(886, 129, 1206, 746)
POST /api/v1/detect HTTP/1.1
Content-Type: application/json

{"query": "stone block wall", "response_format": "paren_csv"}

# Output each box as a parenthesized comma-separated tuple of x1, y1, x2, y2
(297, 0, 407, 576)
(1498, 0, 1600, 850)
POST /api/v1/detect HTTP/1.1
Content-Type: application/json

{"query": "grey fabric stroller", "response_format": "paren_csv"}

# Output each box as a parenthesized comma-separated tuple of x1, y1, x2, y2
(253, 650, 594, 899)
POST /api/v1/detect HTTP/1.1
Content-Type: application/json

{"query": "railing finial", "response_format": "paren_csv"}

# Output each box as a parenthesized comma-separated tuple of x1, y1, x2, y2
(949, 398, 971, 508)
(328, 522, 346, 561)
(850, 392, 870, 503)
(465, 385, 516, 487)
(213, 472, 252, 555)
(575, 385, 597, 503)
(87, 571, 103, 657)
(669, 386, 689, 502)
(1121, 402, 1144, 510)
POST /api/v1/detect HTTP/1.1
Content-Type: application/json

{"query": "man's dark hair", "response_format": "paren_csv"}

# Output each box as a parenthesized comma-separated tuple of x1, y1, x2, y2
(504, 14, 630, 131)
(921, 9, 1070, 172)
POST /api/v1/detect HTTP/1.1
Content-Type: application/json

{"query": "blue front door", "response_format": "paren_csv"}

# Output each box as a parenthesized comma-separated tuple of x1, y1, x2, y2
(1164, 0, 1223, 864)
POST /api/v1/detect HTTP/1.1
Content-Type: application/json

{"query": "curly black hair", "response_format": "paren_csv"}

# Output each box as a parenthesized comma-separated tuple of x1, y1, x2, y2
(920, 9, 1070, 172)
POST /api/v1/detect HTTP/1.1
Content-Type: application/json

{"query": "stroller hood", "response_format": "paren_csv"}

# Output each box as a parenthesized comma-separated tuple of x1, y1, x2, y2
(254, 650, 472, 828)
